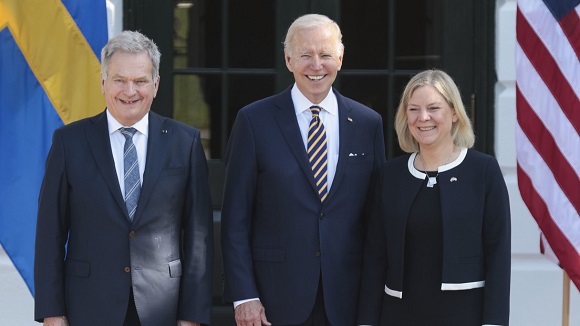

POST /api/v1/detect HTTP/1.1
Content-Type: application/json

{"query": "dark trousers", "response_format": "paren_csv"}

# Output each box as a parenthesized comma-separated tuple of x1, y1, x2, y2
(124, 288, 141, 326)
(284, 278, 331, 326)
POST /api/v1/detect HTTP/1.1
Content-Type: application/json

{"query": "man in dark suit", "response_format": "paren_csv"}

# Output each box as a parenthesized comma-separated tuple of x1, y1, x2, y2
(221, 14, 386, 326)
(34, 31, 213, 326)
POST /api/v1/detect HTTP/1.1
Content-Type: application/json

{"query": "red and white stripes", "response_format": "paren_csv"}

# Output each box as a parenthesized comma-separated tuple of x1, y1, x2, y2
(516, 0, 580, 290)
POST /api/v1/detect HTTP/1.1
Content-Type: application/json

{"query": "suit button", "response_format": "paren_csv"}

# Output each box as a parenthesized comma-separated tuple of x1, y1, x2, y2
(124, 267, 131, 273)
(315, 251, 321, 257)
(319, 212, 325, 220)
(129, 231, 136, 238)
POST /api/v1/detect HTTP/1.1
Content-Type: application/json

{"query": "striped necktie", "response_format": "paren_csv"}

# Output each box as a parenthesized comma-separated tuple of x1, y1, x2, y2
(307, 105, 328, 202)
(121, 127, 141, 221)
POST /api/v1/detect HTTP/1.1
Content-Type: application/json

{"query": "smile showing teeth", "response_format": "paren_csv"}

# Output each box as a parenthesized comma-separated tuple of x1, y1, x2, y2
(419, 126, 435, 131)
(308, 75, 324, 80)
(121, 99, 138, 104)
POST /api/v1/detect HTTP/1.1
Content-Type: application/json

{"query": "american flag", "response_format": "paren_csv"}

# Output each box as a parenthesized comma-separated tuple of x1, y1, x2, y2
(516, 0, 580, 290)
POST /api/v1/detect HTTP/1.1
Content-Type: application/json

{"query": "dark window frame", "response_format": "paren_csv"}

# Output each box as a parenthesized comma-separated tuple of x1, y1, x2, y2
(124, 0, 495, 159)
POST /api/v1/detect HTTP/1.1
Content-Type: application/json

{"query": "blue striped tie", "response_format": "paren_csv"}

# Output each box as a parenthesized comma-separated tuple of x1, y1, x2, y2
(307, 106, 328, 202)
(121, 128, 141, 221)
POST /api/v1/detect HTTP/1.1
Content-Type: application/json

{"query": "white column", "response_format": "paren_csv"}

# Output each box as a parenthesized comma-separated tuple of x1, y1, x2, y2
(107, 0, 124, 38)
(0, 245, 36, 325)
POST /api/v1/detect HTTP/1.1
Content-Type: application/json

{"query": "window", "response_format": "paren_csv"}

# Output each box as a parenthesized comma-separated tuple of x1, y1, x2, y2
(126, 0, 495, 160)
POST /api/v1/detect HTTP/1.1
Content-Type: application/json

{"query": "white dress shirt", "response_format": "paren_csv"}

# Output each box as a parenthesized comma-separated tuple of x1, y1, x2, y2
(291, 83, 339, 191)
(106, 110, 148, 197)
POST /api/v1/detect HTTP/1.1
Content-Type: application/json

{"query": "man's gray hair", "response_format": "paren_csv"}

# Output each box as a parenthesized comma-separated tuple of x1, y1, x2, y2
(284, 14, 344, 56)
(101, 30, 161, 80)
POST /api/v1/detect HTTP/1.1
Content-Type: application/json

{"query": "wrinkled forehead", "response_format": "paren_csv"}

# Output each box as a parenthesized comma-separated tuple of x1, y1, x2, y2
(106, 52, 155, 77)
(290, 27, 341, 53)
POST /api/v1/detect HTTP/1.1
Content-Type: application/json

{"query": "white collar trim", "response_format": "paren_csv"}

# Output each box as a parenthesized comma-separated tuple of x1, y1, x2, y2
(408, 147, 468, 180)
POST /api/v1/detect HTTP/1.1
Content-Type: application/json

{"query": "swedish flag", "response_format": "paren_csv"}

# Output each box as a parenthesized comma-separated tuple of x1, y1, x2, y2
(0, 0, 107, 295)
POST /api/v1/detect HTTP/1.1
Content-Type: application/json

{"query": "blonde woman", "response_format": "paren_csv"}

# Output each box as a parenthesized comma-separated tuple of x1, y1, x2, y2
(358, 69, 510, 325)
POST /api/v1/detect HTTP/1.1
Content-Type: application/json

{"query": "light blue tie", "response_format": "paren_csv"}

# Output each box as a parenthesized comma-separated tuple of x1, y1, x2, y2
(121, 128, 141, 221)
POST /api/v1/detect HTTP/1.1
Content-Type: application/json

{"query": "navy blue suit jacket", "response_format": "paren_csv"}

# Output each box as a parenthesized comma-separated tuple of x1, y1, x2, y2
(34, 110, 214, 326)
(221, 87, 386, 325)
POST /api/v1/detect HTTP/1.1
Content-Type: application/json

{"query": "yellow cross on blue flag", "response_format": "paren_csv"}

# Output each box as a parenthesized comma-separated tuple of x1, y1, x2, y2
(0, 0, 107, 295)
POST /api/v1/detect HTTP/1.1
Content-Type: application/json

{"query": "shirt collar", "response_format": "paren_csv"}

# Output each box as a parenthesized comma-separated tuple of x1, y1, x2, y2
(291, 84, 338, 116)
(106, 109, 149, 137)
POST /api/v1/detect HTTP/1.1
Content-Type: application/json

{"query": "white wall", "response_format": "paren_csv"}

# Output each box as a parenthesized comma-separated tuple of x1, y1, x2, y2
(496, 0, 580, 324)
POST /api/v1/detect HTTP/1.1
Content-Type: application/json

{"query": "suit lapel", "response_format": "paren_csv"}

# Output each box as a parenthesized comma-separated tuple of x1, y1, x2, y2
(86, 111, 128, 218)
(133, 112, 170, 222)
(272, 90, 320, 195)
(326, 90, 353, 202)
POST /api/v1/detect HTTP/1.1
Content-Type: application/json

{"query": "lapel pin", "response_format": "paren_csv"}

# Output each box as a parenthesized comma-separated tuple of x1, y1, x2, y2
(347, 117, 353, 122)
(162, 129, 168, 134)
(450, 177, 457, 182)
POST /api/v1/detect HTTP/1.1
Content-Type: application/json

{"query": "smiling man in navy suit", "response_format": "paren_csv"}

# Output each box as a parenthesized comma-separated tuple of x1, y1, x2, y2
(34, 31, 213, 326)
(221, 14, 386, 326)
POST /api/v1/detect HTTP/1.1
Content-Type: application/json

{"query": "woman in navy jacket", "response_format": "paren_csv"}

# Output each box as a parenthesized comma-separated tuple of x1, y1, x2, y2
(358, 70, 511, 325)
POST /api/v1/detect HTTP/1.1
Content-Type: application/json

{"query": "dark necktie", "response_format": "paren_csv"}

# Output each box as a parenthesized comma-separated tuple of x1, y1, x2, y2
(307, 105, 328, 202)
(121, 127, 141, 221)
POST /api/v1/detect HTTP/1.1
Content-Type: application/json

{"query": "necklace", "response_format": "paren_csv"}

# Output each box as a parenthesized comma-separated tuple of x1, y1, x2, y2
(425, 171, 439, 188)
(419, 146, 456, 188)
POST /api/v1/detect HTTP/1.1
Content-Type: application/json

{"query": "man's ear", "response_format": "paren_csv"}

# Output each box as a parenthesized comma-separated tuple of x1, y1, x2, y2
(284, 49, 293, 72)
(153, 76, 160, 98)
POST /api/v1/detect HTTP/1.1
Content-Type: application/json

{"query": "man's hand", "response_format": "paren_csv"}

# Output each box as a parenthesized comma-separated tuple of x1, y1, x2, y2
(235, 300, 271, 326)
(43, 316, 68, 326)
(177, 320, 200, 326)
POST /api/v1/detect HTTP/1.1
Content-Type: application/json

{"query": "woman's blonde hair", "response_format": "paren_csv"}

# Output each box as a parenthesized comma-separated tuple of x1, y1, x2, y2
(394, 69, 475, 153)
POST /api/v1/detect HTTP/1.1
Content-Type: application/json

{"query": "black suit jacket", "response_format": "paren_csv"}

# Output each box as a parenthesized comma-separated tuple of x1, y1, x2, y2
(34, 110, 214, 326)
(358, 149, 511, 325)
(221, 87, 386, 325)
